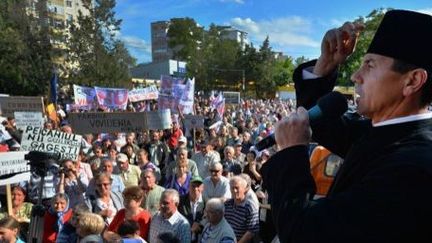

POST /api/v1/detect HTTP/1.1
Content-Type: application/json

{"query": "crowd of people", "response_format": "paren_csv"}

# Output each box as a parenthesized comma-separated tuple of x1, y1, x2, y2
(0, 92, 299, 243)
(1, 8, 431, 243)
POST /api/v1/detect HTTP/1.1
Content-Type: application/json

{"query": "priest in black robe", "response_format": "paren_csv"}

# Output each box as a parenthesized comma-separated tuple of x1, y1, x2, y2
(262, 10, 432, 243)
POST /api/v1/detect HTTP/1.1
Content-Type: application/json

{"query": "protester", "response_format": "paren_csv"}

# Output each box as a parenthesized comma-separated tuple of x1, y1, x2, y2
(200, 198, 236, 243)
(76, 212, 105, 243)
(140, 170, 165, 216)
(262, 9, 432, 242)
(0, 216, 25, 243)
(149, 189, 191, 243)
(108, 186, 151, 240)
(43, 193, 73, 243)
(85, 173, 124, 225)
(0, 186, 33, 223)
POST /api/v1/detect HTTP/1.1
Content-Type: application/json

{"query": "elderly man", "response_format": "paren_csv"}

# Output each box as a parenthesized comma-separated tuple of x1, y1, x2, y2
(178, 176, 205, 243)
(202, 162, 231, 202)
(221, 146, 242, 177)
(200, 198, 236, 243)
(149, 189, 191, 243)
(140, 169, 165, 216)
(116, 153, 141, 187)
(191, 139, 221, 179)
(262, 10, 432, 242)
(224, 176, 259, 242)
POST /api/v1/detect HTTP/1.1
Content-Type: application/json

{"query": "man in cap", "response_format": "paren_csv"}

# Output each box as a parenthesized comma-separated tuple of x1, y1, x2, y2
(262, 10, 432, 242)
(191, 139, 221, 179)
(116, 153, 141, 187)
(178, 176, 205, 243)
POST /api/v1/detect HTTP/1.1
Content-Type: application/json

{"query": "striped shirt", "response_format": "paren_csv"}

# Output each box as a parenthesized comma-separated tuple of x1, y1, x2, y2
(224, 199, 259, 240)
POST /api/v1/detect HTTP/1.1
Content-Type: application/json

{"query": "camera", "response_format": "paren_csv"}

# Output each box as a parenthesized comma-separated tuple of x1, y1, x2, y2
(25, 151, 61, 177)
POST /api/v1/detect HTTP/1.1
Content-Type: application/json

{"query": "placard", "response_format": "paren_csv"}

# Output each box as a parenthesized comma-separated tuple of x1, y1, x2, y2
(0, 96, 44, 117)
(184, 115, 205, 129)
(146, 109, 172, 130)
(0, 151, 29, 178)
(222, 91, 240, 104)
(14, 112, 44, 131)
(68, 112, 147, 134)
(20, 126, 82, 160)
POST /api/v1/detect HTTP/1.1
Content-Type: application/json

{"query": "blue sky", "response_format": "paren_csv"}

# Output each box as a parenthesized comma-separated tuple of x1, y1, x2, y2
(114, 0, 432, 64)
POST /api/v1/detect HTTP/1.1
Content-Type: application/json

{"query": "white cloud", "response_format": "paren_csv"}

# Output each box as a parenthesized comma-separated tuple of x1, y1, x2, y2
(230, 16, 320, 48)
(220, 0, 244, 4)
(121, 36, 151, 53)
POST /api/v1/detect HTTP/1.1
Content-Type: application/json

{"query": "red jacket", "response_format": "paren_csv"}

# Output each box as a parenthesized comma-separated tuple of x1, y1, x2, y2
(43, 209, 73, 243)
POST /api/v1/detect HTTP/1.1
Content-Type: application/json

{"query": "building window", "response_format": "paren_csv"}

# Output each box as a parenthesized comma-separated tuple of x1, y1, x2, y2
(66, 1, 72, 7)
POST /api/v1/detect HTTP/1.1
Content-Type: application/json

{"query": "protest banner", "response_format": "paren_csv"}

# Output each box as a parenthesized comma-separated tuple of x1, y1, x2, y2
(95, 87, 129, 110)
(222, 91, 240, 104)
(20, 126, 82, 160)
(184, 115, 205, 129)
(0, 151, 30, 186)
(68, 112, 147, 134)
(73, 85, 97, 110)
(179, 78, 195, 114)
(146, 109, 172, 130)
(128, 85, 159, 102)
(14, 112, 44, 131)
(0, 96, 44, 117)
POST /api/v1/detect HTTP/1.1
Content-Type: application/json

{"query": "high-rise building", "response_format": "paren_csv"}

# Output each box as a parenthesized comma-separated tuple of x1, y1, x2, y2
(151, 20, 172, 62)
(150, 20, 249, 63)
(217, 26, 249, 49)
(26, 0, 90, 71)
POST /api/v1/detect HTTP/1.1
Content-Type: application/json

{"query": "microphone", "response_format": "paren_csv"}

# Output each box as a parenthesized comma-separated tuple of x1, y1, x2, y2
(254, 91, 348, 151)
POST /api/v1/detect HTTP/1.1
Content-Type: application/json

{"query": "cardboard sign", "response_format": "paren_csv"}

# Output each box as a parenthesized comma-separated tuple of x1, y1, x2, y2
(14, 112, 44, 131)
(68, 112, 147, 134)
(20, 126, 82, 160)
(222, 91, 240, 104)
(146, 109, 172, 130)
(0, 152, 30, 185)
(184, 115, 205, 129)
(0, 151, 29, 177)
(0, 96, 44, 117)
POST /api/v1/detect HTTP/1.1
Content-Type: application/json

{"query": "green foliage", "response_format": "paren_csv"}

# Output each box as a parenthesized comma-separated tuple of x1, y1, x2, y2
(66, 0, 135, 87)
(0, 0, 54, 96)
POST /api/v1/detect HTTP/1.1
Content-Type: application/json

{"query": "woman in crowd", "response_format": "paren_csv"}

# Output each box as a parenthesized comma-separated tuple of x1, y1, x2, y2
(108, 186, 151, 240)
(43, 193, 73, 243)
(84, 173, 124, 225)
(242, 150, 262, 192)
(76, 212, 105, 243)
(58, 159, 89, 208)
(0, 216, 25, 243)
(164, 150, 192, 196)
(0, 186, 33, 223)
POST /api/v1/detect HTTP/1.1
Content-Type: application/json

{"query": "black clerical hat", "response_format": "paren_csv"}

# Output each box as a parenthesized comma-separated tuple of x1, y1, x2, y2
(367, 10, 432, 70)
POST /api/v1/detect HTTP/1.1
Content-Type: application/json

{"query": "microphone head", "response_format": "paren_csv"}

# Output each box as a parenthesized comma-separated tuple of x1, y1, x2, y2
(317, 91, 348, 118)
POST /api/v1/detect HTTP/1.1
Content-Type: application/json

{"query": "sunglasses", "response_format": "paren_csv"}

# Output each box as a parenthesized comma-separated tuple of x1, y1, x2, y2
(96, 183, 111, 187)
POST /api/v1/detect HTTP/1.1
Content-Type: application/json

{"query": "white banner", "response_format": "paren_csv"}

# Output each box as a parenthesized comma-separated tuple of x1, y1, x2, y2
(0, 151, 30, 185)
(20, 126, 82, 160)
(128, 85, 159, 102)
(14, 112, 44, 131)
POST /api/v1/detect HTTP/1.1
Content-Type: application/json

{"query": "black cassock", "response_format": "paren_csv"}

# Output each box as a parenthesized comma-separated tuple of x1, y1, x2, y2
(261, 60, 432, 243)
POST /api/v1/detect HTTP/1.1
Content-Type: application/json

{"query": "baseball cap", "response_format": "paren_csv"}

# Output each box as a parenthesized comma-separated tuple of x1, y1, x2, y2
(190, 176, 203, 184)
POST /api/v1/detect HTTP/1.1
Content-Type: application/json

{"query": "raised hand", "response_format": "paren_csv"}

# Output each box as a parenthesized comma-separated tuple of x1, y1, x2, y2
(314, 21, 364, 77)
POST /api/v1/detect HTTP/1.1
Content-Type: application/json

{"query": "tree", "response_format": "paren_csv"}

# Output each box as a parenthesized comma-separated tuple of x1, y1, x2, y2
(0, 0, 54, 96)
(273, 57, 295, 86)
(66, 0, 135, 87)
